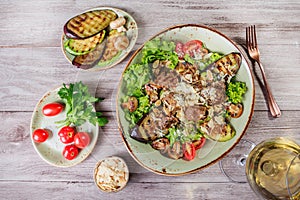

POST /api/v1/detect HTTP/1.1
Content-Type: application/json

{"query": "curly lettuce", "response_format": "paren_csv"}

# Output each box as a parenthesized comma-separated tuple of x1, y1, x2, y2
(226, 80, 247, 104)
(122, 63, 151, 126)
(141, 38, 178, 69)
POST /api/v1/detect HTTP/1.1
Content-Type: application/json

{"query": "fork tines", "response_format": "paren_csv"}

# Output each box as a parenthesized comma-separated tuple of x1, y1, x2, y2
(246, 25, 258, 50)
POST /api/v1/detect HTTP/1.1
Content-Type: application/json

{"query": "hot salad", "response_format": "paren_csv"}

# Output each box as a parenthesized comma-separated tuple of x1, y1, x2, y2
(120, 37, 247, 161)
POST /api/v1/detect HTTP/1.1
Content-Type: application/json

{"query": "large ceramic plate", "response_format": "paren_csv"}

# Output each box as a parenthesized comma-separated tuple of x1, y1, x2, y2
(61, 7, 138, 71)
(30, 87, 99, 167)
(116, 24, 255, 176)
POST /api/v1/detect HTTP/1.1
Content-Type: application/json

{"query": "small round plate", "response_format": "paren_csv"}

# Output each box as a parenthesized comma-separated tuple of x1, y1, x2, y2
(61, 7, 138, 71)
(30, 87, 99, 167)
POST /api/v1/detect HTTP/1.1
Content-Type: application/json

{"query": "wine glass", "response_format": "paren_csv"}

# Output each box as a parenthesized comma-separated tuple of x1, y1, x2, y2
(219, 139, 256, 183)
(220, 137, 300, 199)
(286, 153, 300, 199)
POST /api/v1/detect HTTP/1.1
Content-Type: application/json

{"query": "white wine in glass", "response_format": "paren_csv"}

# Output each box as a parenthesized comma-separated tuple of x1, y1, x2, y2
(287, 153, 300, 200)
(245, 137, 300, 199)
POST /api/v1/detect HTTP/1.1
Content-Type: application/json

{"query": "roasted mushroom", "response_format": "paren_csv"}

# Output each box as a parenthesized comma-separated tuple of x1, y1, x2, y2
(121, 96, 138, 112)
(145, 83, 162, 103)
(176, 62, 201, 84)
(151, 138, 170, 154)
(114, 35, 129, 50)
(161, 92, 177, 116)
(226, 103, 243, 118)
(167, 141, 183, 160)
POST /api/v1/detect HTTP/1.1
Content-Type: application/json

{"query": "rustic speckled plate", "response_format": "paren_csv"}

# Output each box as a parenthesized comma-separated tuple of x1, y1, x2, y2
(30, 87, 99, 167)
(116, 24, 255, 176)
(61, 7, 138, 71)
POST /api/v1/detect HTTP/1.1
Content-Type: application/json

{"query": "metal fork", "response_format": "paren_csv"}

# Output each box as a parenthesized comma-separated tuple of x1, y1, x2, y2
(246, 25, 281, 118)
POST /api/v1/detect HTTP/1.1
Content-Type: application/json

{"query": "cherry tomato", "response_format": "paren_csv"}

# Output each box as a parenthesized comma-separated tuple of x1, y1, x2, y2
(32, 129, 49, 143)
(62, 145, 78, 160)
(183, 142, 196, 161)
(58, 126, 76, 144)
(42, 102, 64, 117)
(74, 132, 90, 149)
(182, 40, 203, 57)
(193, 137, 206, 150)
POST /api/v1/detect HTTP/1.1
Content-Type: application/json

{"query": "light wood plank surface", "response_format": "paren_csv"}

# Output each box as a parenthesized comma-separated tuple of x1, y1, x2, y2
(0, 0, 299, 199)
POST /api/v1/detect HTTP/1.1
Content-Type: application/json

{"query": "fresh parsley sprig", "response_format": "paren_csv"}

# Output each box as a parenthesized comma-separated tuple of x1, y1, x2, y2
(56, 81, 108, 127)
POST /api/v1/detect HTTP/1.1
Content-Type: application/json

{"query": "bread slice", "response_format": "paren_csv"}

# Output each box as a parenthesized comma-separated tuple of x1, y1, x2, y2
(64, 10, 117, 39)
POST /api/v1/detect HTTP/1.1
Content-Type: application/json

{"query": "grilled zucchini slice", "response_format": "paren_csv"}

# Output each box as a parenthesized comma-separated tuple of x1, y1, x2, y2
(65, 30, 106, 56)
(64, 9, 117, 39)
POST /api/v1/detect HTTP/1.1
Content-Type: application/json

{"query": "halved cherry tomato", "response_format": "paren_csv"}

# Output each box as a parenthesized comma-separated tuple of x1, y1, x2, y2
(74, 132, 90, 149)
(193, 137, 206, 150)
(182, 40, 203, 57)
(42, 102, 64, 117)
(183, 142, 196, 161)
(32, 129, 49, 143)
(62, 145, 78, 160)
(58, 126, 76, 144)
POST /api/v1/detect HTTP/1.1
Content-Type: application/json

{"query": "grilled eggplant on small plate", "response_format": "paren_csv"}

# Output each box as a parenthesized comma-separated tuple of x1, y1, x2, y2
(61, 7, 138, 71)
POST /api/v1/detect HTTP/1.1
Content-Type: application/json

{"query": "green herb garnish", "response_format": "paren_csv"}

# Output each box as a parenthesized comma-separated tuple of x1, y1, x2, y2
(56, 81, 108, 127)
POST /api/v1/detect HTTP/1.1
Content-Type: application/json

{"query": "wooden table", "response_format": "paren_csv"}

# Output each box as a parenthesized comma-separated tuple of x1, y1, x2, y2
(1, 0, 299, 199)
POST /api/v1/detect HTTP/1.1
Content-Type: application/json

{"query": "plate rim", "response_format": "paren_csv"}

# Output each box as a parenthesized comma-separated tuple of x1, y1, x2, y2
(30, 85, 99, 167)
(116, 24, 255, 176)
(61, 6, 139, 71)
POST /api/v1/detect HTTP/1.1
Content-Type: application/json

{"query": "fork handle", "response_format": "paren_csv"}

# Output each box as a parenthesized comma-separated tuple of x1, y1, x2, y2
(256, 62, 282, 118)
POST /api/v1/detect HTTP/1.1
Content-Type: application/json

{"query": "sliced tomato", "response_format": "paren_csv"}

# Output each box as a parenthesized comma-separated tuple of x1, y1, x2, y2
(183, 142, 196, 161)
(182, 40, 203, 57)
(193, 137, 206, 150)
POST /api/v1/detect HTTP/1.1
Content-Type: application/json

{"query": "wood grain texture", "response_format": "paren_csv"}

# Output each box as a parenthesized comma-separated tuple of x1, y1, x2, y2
(0, 182, 259, 200)
(1, 0, 300, 199)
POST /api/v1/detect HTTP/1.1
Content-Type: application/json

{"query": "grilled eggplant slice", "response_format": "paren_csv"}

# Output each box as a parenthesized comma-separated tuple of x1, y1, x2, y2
(130, 107, 178, 143)
(130, 115, 158, 143)
(65, 30, 106, 56)
(212, 53, 241, 76)
(72, 40, 106, 69)
(200, 121, 236, 142)
(64, 10, 117, 39)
